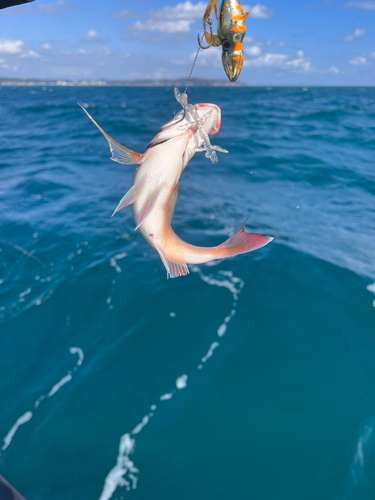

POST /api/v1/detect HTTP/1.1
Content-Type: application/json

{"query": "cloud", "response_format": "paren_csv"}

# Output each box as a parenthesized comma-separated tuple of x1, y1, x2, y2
(346, 1, 375, 8)
(243, 4, 274, 18)
(322, 65, 340, 74)
(244, 49, 313, 73)
(41, 43, 54, 50)
(248, 46, 261, 56)
(20, 50, 40, 58)
(344, 28, 365, 41)
(36, 1, 76, 14)
(349, 55, 367, 64)
(133, 1, 206, 34)
(0, 39, 23, 54)
(82, 30, 110, 44)
(111, 10, 138, 19)
(0, 38, 40, 58)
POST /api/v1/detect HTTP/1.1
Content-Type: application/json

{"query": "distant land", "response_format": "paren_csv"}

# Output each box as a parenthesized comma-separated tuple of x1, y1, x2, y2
(0, 77, 248, 87)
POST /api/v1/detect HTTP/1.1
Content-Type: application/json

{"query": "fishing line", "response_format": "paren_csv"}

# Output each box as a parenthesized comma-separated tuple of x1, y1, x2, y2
(184, 16, 213, 94)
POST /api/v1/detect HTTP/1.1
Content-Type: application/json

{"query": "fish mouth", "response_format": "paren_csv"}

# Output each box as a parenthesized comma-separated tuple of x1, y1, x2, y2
(222, 50, 244, 83)
(194, 103, 221, 135)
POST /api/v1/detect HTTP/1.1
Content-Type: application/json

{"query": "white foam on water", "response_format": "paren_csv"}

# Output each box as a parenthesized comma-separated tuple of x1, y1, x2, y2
(98, 433, 138, 500)
(349, 418, 375, 488)
(190, 266, 243, 300)
(366, 283, 375, 307)
(34, 395, 45, 409)
(2, 411, 33, 451)
(132, 415, 150, 435)
(48, 372, 72, 397)
(99, 268, 245, 499)
(1, 347, 85, 454)
(217, 324, 227, 337)
(160, 393, 173, 401)
(19, 287, 31, 298)
(176, 374, 188, 389)
(201, 342, 220, 364)
(70, 346, 84, 366)
(110, 253, 128, 274)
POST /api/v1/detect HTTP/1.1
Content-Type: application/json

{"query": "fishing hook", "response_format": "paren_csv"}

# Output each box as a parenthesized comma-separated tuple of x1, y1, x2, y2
(197, 16, 213, 49)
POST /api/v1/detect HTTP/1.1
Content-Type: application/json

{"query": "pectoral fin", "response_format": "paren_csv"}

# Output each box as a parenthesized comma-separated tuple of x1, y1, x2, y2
(78, 103, 143, 165)
(167, 182, 179, 226)
(134, 184, 163, 231)
(204, 31, 221, 47)
(112, 176, 147, 217)
(243, 11, 249, 20)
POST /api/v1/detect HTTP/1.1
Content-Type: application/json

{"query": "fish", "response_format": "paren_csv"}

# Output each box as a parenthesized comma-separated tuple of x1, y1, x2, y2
(79, 91, 272, 279)
(201, 0, 249, 82)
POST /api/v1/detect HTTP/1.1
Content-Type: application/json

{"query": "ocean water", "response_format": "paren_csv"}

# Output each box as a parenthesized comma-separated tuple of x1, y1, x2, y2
(0, 85, 375, 500)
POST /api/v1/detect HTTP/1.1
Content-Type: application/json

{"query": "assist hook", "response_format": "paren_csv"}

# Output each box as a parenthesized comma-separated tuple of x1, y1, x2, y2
(197, 16, 213, 49)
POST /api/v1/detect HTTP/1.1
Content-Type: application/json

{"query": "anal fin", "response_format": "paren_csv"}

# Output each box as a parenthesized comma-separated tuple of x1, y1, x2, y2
(156, 245, 189, 279)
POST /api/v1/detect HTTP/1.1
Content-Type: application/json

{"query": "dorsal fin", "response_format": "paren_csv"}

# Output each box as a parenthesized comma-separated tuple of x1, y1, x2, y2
(78, 103, 143, 165)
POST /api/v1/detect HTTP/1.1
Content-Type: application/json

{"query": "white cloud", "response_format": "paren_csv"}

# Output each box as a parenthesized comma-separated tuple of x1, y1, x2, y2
(349, 55, 367, 64)
(133, 1, 206, 34)
(0, 38, 40, 59)
(41, 43, 54, 50)
(248, 46, 261, 56)
(0, 39, 23, 54)
(344, 28, 365, 41)
(243, 4, 274, 18)
(111, 10, 137, 19)
(82, 30, 110, 43)
(323, 65, 340, 74)
(346, 1, 375, 8)
(37, 1, 75, 13)
(20, 50, 40, 58)
(244, 50, 313, 73)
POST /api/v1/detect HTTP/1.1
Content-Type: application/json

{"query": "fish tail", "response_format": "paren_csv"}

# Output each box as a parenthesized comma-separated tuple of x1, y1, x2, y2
(214, 222, 273, 259)
(157, 223, 273, 277)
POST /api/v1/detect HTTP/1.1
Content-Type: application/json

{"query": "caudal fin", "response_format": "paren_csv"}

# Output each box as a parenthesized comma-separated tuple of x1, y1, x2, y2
(217, 222, 273, 258)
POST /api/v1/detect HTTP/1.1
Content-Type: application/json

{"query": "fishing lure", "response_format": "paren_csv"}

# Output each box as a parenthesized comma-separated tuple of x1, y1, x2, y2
(199, 0, 249, 82)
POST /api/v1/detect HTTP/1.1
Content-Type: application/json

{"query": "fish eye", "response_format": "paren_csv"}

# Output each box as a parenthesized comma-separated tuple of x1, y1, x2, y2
(222, 40, 230, 51)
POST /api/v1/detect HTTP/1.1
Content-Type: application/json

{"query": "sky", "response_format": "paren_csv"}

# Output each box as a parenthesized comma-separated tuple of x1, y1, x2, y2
(0, 0, 375, 85)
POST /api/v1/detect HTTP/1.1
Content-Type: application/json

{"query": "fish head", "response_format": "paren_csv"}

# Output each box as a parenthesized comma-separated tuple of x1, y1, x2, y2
(221, 40, 244, 82)
(194, 103, 222, 136)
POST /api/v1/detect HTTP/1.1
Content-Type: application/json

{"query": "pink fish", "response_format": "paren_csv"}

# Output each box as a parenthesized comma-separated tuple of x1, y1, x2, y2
(79, 96, 272, 278)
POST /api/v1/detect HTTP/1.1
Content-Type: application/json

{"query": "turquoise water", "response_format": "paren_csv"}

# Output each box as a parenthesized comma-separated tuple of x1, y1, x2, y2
(0, 86, 375, 500)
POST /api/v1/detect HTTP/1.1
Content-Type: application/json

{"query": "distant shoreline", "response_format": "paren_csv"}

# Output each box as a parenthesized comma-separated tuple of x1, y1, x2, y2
(0, 78, 373, 88)
(0, 77, 247, 88)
